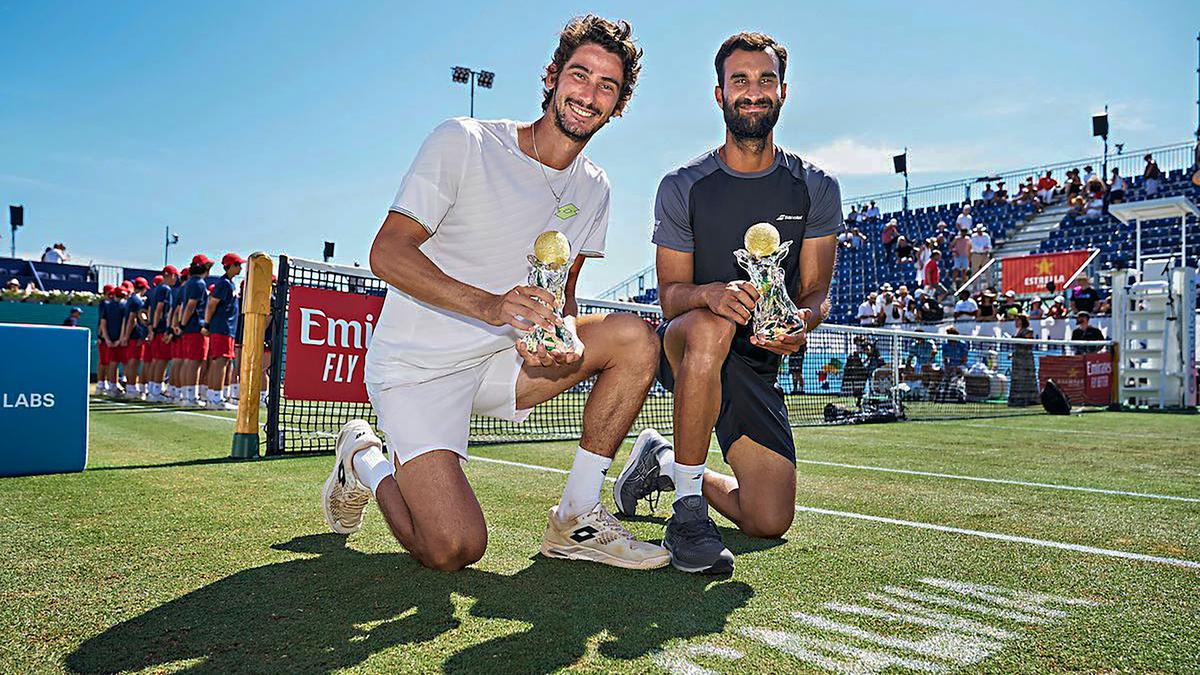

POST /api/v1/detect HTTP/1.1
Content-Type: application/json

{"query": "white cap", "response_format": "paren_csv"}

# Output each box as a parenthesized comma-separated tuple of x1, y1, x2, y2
(1054, 295, 1065, 303)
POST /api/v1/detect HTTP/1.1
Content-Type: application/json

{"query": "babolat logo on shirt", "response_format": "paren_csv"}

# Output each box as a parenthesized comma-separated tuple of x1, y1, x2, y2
(776, 213, 805, 221)
(556, 203, 579, 220)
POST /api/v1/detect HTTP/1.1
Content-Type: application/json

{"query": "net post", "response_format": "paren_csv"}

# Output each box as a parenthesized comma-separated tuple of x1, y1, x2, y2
(230, 252, 274, 459)
(1107, 341, 1121, 411)
(265, 255, 289, 455)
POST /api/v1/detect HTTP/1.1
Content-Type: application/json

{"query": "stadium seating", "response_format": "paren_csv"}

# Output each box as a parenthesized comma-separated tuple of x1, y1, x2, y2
(1038, 170, 1200, 272)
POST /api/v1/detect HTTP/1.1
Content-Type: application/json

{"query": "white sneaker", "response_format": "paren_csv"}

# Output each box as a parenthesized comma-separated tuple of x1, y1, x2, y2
(540, 503, 671, 570)
(210, 400, 238, 411)
(322, 420, 382, 535)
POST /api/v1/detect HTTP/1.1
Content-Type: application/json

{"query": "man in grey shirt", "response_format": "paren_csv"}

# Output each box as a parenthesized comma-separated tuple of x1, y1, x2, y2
(613, 32, 840, 574)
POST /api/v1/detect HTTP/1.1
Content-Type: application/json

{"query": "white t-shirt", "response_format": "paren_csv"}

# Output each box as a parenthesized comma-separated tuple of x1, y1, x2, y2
(956, 213, 973, 230)
(42, 248, 64, 263)
(954, 298, 979, 315)
(366, 118, 609, 384)
(857, 301, 876, 325)
(970, 233, 991, 252)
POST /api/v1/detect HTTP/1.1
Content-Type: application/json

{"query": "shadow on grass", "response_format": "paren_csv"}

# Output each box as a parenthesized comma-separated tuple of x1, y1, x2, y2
(89, 453, 312, 473)
(66, 533, 754, 674)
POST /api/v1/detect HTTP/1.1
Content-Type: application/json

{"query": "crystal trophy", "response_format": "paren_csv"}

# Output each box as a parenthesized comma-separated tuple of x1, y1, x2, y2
(733, 222, 804, 340)
(520, 230, 581, 355)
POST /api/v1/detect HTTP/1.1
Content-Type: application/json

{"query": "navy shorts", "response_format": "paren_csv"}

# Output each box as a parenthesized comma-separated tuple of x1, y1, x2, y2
(656, 320, 796, 464)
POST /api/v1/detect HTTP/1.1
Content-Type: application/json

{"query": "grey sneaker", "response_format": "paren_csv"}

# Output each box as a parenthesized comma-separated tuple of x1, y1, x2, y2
(663, 495, 734, 574)
(613, 428, 675, 516)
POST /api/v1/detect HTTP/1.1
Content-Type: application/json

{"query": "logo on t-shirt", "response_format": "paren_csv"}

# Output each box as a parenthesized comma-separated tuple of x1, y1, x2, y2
(776, 213, 805, 221)
(556, 203, 579, 220)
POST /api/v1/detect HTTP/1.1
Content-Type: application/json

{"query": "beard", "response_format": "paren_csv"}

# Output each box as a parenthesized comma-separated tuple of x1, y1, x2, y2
(551, 90, 608, 143)
(722, 94, 781, 140)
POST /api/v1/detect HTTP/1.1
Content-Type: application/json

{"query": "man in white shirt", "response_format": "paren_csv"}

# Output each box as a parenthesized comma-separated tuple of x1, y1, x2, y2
(321, 16, 669, 572)
(969, 226, 992, 274)
(858, 293, 878, 325)
(955, 204, 973, 233)
(953, 289, 979, 320)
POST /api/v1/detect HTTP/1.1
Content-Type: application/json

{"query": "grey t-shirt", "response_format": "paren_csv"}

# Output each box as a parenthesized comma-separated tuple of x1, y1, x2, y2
(652, 147, 842, 374)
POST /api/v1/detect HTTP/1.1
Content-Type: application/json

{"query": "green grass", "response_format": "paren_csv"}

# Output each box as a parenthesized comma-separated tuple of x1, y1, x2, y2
(2, 402, 1198, 673)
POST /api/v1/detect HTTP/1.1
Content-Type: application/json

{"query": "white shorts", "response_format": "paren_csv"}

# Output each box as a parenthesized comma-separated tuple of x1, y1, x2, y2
(366, 349, 532, 466)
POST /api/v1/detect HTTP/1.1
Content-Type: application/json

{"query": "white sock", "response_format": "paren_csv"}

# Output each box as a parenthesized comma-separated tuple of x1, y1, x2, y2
(231, 382, 240, 399)
(558, 446, 613, 520)
(352, 446, 394, 496)
(658, 446, 676, 480)
(674, 461, 706, 502)
(207, 390, 223, 405)
(149, 382, 160, 396)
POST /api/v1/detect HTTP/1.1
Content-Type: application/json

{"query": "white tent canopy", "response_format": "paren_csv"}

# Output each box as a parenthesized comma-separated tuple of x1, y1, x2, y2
(1106, 196, 1200, 272)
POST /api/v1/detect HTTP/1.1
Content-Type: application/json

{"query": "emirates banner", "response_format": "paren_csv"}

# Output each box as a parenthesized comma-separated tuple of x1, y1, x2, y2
(283, 286, 383, 402)
(1037, 352, 1112, 406)
(1001, 250, 1091, 295)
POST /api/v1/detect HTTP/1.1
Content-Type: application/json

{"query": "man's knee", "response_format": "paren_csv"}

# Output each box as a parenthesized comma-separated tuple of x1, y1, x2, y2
(417, 529, 487, 571)
(605, 313, 658, 365)
(739, 508, 794, 539)
(678, 310, 734, 367)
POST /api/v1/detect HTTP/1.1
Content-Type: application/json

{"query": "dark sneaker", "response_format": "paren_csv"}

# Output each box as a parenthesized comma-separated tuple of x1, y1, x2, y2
(613, 428, 675, 516)
(663, 495, 734, 574)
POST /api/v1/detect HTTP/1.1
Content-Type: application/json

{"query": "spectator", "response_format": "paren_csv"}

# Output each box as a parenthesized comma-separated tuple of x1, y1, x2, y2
(881, 218, 899, 251)
(1083, 165, 1097, 184)
(1048, 295, 1068, 319)
(1027, 296, 1045, 319)
(1036, 170, 1058, 204)
(876, 284, 894, 315)
(847, 204, 860, 223)
(969, 226, 992, 275)
(917, 288, 944, 322)
(1071, 275, 1100, 314)
(1085, 191, 1105, 217)
(1015, 179, 1036, 207)
(993, 181, 1008, 203)
(903, 295, 919, 323)
(980, 183, 995, 204)
(977, 289, 998, 321)
(998, 290, 1022, 316)
(950, 230, 972, 287)
(955, 204, 973, 232)
(1065, 168, 1083, 201)
(62, 307, 82, 326)
(1143, 154, 1162, 196)
(881, 292, 903, 325)
(924, 251, 946, 299)
(1096, 294, 1112, 315)
(1009, 314, 1038, 407)
(953, 289, 979, 320)
(5, 278, 21, 293)
(1107, 167, 1126, 204)
(865, 201, 881, 222)
(895, 235, 915, 263)
(849, 227, 864, 248)
(941, 326, 968, 375)
(41, 246, 59, 263)
(895, 284, 911, 307)
(1071, 311, 1106, 353)
(936, 220, 951, 238)
(857, 293, 878, 326)
(915, 238, 933, 287)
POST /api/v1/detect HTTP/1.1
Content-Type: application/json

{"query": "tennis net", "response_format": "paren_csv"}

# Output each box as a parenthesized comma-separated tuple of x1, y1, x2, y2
(265, 256, 1113, 454)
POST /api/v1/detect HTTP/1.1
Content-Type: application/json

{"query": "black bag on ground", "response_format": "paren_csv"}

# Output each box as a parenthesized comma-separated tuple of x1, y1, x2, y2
(1041, 379, 1072, 415)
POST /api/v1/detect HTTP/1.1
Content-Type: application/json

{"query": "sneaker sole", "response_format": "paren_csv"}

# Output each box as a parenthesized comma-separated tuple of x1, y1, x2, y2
(613, 429, 658, 517)
(321, 471, 362, 535)
(539, 540, 670, 570)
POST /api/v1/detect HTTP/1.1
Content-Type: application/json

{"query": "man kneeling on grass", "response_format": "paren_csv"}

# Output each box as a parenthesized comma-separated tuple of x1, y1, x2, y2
(612, 31, 839, 574)
(320, 15, 670, 572)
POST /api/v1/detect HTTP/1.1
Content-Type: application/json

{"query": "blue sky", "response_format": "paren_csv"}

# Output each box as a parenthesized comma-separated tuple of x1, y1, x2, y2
(2, 0, 1198, 294)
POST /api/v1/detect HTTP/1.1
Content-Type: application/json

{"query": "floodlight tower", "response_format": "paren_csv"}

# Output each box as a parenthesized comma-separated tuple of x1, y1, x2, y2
(451, 66, 495, 118)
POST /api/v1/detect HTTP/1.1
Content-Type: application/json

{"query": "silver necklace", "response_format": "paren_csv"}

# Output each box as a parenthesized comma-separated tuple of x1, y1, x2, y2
(530, 122, 578, 213)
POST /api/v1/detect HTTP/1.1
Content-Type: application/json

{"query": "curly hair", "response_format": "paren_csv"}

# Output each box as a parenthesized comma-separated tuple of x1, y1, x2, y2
(714, 32, 788, 87)
(541, 15, 642, 117)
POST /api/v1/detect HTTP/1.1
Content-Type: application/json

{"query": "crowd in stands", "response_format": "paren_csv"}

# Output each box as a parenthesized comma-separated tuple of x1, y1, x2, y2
(40, 242, 70, 263)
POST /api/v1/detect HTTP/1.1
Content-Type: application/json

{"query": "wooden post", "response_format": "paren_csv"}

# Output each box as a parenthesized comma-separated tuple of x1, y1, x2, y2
(230, 252, 273, 459)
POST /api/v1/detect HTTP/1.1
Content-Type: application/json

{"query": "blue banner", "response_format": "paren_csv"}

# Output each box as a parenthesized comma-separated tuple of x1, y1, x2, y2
(0, 324, 88, 476)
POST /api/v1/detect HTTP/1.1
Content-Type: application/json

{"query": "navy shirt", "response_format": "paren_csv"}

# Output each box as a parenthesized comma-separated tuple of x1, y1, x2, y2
(104, 299, 130, 342)
(149, 282, 173, 333)
(180, 276, 209, 334)
(97, 299, 111, 340)
(208, 275, 239, 336)
(127, 293, 149, 340)
(171, 281, 188, 329)
(652, 148, 843, 375)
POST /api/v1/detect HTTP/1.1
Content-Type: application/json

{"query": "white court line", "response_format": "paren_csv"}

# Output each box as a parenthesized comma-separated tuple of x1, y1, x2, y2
(784, 458, 1200, 504)
(468, 456, 1200, 570)
(98, 398, 1195, 499)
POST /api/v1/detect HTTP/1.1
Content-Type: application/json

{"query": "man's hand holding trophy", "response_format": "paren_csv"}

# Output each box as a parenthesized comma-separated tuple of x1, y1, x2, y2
(735, 222, 810, 356)
(513, 230, 584, 367)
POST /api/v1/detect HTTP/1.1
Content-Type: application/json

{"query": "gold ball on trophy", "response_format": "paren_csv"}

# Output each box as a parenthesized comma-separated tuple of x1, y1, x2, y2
(744, 223, 780, 257)
(533, 230, 571, 266)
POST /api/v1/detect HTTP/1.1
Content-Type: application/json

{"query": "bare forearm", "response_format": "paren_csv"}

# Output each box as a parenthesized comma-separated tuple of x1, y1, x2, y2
(795, 286, 831, 331)
(370, 238, 495, 323)
(660, 282, 718, 321)
(204, 299, 217, 325)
